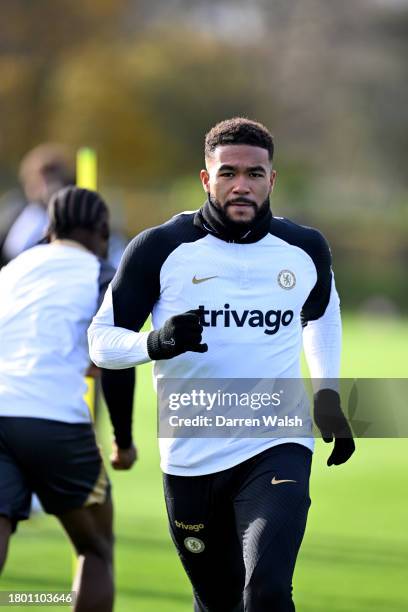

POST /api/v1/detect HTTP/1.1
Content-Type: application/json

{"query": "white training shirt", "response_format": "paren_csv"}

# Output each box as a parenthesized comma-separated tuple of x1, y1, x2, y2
(89, 211, 341, 475)
(0, 241, 105, 423)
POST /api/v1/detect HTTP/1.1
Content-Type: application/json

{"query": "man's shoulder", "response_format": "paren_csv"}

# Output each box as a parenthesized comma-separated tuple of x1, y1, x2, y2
(127, 211, 204, 253)
(118, 211, 205, 274)
(269, 216, 331, 258)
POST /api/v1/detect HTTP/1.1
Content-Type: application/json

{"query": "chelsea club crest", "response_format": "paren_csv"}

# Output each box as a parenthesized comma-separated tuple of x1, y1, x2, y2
(277, 270, 296, 290)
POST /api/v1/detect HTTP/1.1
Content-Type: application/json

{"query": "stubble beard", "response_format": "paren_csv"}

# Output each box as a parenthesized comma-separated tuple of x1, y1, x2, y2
(209, 194, 271, 228)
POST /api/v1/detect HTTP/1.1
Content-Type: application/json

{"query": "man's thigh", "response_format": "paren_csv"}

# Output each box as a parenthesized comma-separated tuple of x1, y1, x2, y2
(163, 472, 245, 612)
(0, 418, 33, 530)
(233, 443, 312, 584)
(1, 417, 110, 517)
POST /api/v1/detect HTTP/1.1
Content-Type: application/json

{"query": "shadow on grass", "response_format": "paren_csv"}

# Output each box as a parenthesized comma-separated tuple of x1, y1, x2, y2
(18, 524, 174, 553)
(16, 523, 408, 568)
(3, 574, 191, 605)
(299, 594, 408, 612)
(2, 574, 69, 589)
(301, 534, 408, 568)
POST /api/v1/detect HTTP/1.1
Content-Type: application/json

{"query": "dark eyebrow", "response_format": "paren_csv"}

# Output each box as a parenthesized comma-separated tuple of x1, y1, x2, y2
(217, 164, 267, 173)
(218, 164, 236, 172)
(247, 165, 266, 174)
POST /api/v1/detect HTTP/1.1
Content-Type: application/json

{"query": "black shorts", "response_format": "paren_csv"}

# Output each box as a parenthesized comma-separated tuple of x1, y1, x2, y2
(0, 417, 110, 530)
(163, 443, 312, 612)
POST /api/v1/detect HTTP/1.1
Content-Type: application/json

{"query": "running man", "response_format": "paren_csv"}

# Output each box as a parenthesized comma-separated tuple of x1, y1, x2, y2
(0, 187, 136, 612)
(89, 118, 354, 611)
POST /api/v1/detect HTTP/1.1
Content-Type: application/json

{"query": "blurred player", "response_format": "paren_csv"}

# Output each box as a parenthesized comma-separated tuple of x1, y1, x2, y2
(0, 187, 136, 612)
(0, 143, 128, 270)
(89, 118, 355, 611)
(0, 143, 76, 266)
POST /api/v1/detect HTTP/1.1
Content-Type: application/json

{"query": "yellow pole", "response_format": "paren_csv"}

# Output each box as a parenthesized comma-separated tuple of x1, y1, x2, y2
(73, 147, 98, 578)
(76, 147, 98, 420)
(76, 148, 97, 191)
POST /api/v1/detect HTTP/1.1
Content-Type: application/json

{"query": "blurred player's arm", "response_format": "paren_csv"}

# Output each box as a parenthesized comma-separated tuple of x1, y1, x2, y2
(100, 368, 136, 469)
(301, 232, 355, 466)
(95, 258, 137, 469)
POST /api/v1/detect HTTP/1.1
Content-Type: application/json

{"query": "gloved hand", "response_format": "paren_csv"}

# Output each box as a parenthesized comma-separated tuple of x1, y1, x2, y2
(314, 388, 355, 466)
(147, 309, 208, 360)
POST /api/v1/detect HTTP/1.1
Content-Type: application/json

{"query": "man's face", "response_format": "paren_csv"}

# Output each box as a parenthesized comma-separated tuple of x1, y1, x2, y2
(200, 145, 277, 224)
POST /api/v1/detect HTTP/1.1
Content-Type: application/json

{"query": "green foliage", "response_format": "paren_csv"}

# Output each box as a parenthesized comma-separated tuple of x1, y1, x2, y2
(0, 1, 406, 306)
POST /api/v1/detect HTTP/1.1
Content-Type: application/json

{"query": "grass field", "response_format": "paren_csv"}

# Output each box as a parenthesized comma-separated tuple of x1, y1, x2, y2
(2, 313, 408, 611)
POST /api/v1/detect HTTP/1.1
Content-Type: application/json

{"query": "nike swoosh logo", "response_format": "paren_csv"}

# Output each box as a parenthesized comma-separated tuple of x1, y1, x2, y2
(271, 477, 297, 485)
(192, 275, 218, 284)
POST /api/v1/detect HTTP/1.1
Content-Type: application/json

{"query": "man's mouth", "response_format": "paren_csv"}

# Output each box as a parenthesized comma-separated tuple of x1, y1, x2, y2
(227, 200, 256, 208)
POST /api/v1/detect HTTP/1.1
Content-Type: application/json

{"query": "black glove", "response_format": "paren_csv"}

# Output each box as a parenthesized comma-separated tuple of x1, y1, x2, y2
(147, 309, 208, 360)
(314, 388, 355, 466)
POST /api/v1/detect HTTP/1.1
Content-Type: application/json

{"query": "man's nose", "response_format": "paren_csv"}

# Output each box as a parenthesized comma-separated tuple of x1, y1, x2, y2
(231, 176, 250, 193)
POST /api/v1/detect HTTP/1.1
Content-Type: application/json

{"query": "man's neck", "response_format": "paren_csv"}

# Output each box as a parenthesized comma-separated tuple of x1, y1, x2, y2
(51, 238, 91, 253)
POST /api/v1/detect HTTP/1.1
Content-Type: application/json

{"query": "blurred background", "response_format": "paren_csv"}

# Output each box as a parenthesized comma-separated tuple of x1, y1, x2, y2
(0, 1, 407, 611)
(1, 0, 407, 312)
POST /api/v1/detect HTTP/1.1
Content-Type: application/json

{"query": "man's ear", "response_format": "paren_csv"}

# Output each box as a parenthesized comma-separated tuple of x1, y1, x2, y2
(270, 169, 277, 193)
(200, 169, 210, 193)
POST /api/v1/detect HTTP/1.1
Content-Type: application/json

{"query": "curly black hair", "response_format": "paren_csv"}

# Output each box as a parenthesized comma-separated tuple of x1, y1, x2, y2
(205, 117, 274, 161)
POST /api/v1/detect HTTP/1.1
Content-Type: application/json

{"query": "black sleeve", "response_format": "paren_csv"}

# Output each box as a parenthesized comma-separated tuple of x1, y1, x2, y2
(100, 214, 202, 446)
(110, 227, 162, 331)
(269, 217, 333, 327)
(300, 230, 333, 325)
(110, 213, 203, 331)
(97, 258, 136, 449)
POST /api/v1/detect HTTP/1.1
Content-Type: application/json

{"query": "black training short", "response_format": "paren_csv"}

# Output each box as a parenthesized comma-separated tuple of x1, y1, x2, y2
(0, 417, 110, 530)
(163, 443, 312, 612)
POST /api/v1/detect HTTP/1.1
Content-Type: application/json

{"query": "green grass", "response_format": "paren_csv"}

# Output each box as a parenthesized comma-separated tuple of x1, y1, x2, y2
(2, 314, 408, 611)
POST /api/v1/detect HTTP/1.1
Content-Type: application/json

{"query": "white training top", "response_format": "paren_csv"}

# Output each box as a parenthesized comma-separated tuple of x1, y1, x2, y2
(89, 211, 341, 475)
(0, 242, 102, 423)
